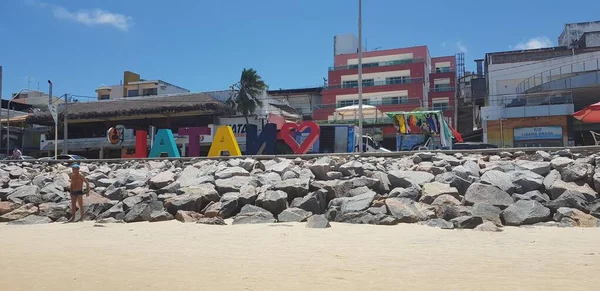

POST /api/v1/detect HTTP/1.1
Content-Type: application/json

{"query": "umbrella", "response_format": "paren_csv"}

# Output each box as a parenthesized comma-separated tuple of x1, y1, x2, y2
(573, 102, 600, 123)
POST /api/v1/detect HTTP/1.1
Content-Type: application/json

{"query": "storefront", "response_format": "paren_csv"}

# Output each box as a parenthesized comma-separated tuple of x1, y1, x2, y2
(513, 126, 564, 147)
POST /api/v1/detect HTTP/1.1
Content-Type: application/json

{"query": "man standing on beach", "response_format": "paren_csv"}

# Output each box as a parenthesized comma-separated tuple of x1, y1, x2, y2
(69, 164, 90, 222)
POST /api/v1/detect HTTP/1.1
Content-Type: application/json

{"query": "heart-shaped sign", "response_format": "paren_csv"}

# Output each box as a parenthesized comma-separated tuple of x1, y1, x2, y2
(281, 121, 321, 154)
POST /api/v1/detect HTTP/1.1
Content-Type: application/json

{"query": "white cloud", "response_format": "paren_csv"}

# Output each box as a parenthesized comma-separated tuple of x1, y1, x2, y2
(513, 37, 554, 50)
(53, 7, 132, 31)
(456, 41, 468, 53)
(25, 0, 132, 31)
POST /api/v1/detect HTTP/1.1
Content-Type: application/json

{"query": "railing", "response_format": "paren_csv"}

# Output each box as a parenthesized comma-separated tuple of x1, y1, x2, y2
(516, 58, 600, 93)
(431, 67, 455, 73)
(315, 99, 423, 110)
(487, 93, 574, 107)
(329, 58, 425, 71)
(326, 77, 424, 90)
(431, 86, 455, 92)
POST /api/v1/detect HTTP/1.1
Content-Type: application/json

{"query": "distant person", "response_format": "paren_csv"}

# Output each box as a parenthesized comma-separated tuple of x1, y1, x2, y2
(68, 164, 90, 222)
(13, 148, 22, 159)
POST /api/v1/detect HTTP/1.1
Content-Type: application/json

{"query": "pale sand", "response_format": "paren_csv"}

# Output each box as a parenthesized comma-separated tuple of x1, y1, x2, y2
(1, 222, 599, 291)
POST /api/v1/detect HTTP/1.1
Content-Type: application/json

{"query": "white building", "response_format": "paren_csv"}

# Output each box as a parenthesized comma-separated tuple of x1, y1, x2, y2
(559, 21, 600, 47)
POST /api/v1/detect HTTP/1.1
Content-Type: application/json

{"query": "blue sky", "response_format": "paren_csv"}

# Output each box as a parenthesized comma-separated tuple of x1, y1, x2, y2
(1, 0, 600, 99)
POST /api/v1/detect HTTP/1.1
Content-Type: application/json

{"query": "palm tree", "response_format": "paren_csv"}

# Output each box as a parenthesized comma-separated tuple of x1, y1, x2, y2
(227, 68, 268, 124)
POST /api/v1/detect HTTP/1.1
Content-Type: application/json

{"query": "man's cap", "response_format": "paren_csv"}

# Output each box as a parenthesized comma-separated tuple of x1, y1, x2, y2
(72, 163, 80, 169)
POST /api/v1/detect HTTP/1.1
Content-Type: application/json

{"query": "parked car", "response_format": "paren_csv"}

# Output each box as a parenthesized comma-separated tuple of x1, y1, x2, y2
(452, 142, 499, 150)
(38, 155, 87, 161)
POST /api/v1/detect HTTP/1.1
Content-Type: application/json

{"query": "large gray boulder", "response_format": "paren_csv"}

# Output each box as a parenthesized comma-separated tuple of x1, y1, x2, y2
(272, 178, 310, 198)
(434, 172, 471, 195)
(306, 214, 330, 228)
(472, 203, 502, 226)
(309, 157, 333, 180)
(340, 192, 376, 214)
(7, 185, 42, 204)
(8, 215, 52, 225)
(215, 176, 256, 194)
(339, 161, 364, 176)
(388, 171, 434, 188)
(516, 161, 551, 176)
(256, 190, 288, 216)
(278, 208, 312, 222)
(297, 190, 327, 214)
(176, 166, 204, 188)
(215, 166, 250, 180)
(513, 190, 550, 203)
(544, 190, 591, 213)
(464, 183, 513, 208)
(38, 202, 70, 221)
(385, 198, 433, 223)
(547, 180, 597, 200)
(124, 201, 169, 223)
(508, 171, 543, 194)
(419, 182, 460, 204)
(480, 170, 515, 194)
(553, 207, 600, 227)
(148, 171, 175, 189)
(97, 202, 126, 220)
(501, 200, 551, 226)
(419, 218, 454, 229)
(232, 205, 276, 225)
(310, 180, 354, 200)
(451, 216, 484, 229)
(560, 162, 592, 183)
(0, 203, 38, 222)
(550, 157, 574, 170)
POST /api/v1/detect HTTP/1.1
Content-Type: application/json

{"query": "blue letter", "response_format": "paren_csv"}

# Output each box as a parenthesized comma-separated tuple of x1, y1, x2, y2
(246, 123, 276, 155)
(148, 129, 181, 158)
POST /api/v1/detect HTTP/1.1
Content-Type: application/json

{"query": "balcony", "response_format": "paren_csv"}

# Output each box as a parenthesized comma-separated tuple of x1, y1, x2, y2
(517, 58, 600, 93)
(329, 58, 425, 71)
(482, 93, 574, 120)
(326, 77, 423, 90)
(430, 67, 455, 74)
(430, 86, 455, 93)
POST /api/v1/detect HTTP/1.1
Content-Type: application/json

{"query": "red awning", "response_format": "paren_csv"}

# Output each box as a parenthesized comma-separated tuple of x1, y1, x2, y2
(573, 101, 600, 123)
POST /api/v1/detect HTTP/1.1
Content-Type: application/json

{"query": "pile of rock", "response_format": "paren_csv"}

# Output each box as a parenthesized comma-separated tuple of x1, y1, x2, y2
(1, 149, 599, 230)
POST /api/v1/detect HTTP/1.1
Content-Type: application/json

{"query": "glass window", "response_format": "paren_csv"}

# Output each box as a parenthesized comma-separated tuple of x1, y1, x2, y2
(99, 94, 110, 100)
(142, 88, 157, 96)
(386, 76, 409, 85)
(433, 102, 450, 111)
(382, 96, 408, 105)
(337, 99, 370, 108)
(342, 80, 358, 88)
(362, 79, 374, 87)
(127, 90, 139, 97)
(433, 84, 453, 92)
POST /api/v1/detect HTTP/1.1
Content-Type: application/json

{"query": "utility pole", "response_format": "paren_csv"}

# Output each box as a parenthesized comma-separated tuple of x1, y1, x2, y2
(48, 80, 57, 158)
(63, 94, 68, 154)
(357, 0, 364, 153)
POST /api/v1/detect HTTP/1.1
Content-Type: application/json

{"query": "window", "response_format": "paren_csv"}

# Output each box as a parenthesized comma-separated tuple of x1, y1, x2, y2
(362, 79, 374, 87)
(127, 90, 139, 97)
(386, 76, 409, 85)
(434, 84, 453, 92)
(433, 102, 450, 111)
(99, 94, 110, 100)
(337, 99, 370, 107)
(382, 96, 408, 105)
(142, 88, 158, 96)
(342, 80, 358, 88)
(435, 67, 452, 73)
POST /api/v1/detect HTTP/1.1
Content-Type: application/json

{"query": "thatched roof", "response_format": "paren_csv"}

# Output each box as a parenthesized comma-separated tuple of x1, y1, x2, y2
(27, 93, 234, 125)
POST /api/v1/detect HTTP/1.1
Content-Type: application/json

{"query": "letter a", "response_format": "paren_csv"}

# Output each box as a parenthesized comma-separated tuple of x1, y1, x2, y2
(208, 126, 242, 157)
(148, 129, 181, 158)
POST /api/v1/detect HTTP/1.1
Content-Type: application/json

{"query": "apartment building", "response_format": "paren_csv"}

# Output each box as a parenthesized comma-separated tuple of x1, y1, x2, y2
(313, 34, 457, 147)
(96, 71, 189, 100)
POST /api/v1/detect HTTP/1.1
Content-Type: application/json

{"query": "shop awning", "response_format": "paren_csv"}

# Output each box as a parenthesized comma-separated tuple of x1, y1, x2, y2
(573, 101, 600, 123)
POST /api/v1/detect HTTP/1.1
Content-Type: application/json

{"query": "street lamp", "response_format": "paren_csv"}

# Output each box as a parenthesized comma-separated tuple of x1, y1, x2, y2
(357, 0, 364, 153)
(6, 88, 31, 158)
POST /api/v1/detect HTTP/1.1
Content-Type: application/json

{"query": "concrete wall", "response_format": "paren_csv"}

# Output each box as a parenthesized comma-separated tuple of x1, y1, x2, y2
(559, 21, 600, 47)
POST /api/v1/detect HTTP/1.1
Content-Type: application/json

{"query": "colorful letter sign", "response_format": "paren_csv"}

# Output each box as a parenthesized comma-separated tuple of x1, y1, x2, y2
(280, 122, 321, 154)
(121, 130, 148, 159)
(246, 123, 276, 155)
(207, 126, 242, 157)
(148, 129, 181, 158)
(178, 127, 210, 157)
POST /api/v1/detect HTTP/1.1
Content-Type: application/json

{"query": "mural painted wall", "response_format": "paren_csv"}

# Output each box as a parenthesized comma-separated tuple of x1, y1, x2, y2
(486, 116, 568, 148)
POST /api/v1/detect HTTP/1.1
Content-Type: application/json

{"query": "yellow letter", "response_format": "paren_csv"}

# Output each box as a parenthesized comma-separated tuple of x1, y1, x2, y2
(208, 126, 242, 157)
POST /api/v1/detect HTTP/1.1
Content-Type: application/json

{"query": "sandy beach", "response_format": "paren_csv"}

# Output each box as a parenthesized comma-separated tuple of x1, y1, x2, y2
(0, 222, 599, 291)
